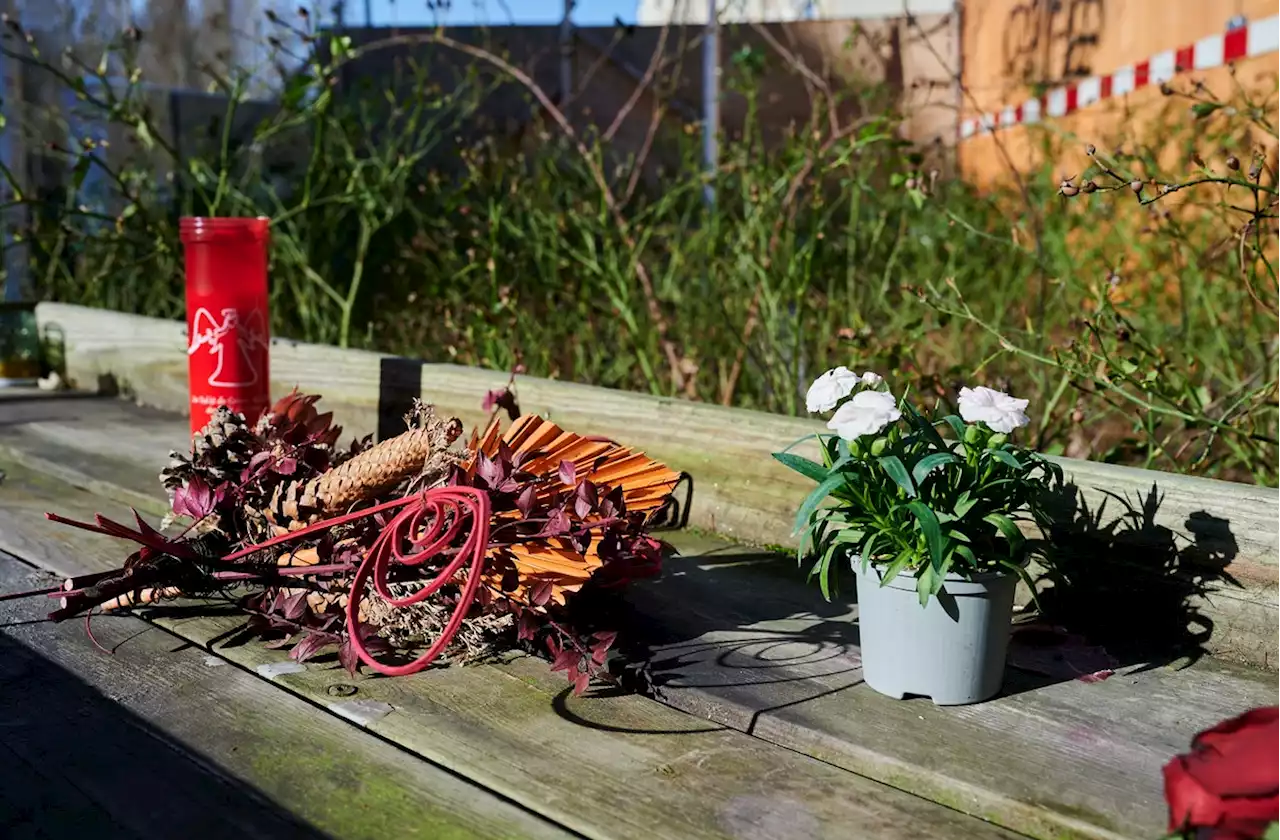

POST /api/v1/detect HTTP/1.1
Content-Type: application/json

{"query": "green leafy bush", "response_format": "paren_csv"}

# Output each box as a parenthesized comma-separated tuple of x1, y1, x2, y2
(3, 16, 1274, 485)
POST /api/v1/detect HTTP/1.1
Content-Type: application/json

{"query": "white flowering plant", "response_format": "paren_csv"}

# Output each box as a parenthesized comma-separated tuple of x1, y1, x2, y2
(775, 368, 1065, 606)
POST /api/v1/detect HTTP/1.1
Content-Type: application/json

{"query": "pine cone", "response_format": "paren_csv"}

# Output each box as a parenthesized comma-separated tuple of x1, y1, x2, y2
(163, 407, 260, 491)
(269, 414, 463, 522)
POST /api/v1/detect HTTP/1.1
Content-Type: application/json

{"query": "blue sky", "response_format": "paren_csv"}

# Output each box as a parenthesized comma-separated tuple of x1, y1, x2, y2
(358, 0, 639, 27)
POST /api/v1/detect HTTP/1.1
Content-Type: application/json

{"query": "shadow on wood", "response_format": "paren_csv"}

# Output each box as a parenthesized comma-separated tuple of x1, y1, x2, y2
(618, 535, 1066, 710)
(1031, 481, 1242, 673)
(0, 633, 332, 840)
(617, 543, 862, 699)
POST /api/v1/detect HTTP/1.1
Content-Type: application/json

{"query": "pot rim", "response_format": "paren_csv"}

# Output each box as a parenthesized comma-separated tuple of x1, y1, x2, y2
(851, 553, 1027, 584)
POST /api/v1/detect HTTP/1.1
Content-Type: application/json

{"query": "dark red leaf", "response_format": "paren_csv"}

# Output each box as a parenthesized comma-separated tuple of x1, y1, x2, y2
(263, 633, 298, 650)
(132, 510, 166, 541)
(574, 480, 598, 518)
(274, 456, 298, 476)
(539, 508, 571, 537)
(171, 475, 223, 520)
(590, 631, 617, 665)
(355, 622, 393, 655)
(558, 460, 577, 486)
(550, 647, 579, 674)
(605, 484, 626, 514)
(482, 388, 520, 420)
(249, 450, 273, 469)
(309, 411, 334, 435)
(596, 532, 623, 564)
(500, 565, 520, 592)
(476, 453, 501, 487)
(338, 638, 360, 676)
(289, 632, 333, 663)
(281, 591, 309, 621)
(516, 486, 537, 517)
(572, 670, 591, 696)
(517, 611, 539, 641)
(530, 580, 553, 607)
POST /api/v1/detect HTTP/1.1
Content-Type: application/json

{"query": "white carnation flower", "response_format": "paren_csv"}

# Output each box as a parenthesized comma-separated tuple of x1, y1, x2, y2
(806, 366, 860, 413)
(827, 390, 902, 440)
(957, 386, 1030, 434)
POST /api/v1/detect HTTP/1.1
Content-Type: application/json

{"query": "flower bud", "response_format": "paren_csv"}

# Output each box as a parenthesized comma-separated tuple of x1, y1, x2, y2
(1225, 155, 1240, 171)
(963, 424, 983, 445)
(1083, 180, 1097, 193)
(870, 437, 889, 456)
(1085, 143, 1096, 156)
(986, 433, 1008, 449)
(1129, 180, 1143, 195)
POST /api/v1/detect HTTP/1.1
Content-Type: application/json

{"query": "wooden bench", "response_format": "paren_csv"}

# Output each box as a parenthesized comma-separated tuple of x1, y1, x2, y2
(0, 302, 1275, 839)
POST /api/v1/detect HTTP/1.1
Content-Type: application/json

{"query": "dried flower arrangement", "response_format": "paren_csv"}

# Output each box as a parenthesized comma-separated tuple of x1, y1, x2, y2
(26, 387, 680, 694)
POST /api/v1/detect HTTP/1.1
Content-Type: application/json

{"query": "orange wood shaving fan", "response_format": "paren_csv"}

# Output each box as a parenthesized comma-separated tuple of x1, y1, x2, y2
(468, 414, 681, 606)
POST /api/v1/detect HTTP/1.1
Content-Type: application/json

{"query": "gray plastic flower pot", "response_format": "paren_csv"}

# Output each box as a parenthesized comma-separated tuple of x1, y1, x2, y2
(852, 557, 1018, 706)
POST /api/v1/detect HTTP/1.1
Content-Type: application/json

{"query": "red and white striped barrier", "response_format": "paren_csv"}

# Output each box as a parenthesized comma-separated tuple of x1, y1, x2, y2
(958, 15, 1280, 139)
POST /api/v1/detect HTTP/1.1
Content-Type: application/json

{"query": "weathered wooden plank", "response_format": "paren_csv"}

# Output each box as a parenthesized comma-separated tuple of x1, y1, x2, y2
(0, 458, 1025, 840)
(35, 302, 1278, 586)
(630, 531, 1277, 840)
(3, 406, 1277, 840)
(9, 342, 1278, 667)
(7, 404, 1280, 840)
(0, 554, 576, 840)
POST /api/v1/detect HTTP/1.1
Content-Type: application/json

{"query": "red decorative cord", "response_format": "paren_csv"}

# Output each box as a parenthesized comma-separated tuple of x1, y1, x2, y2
(342, 486, 491, 676)
(223, 486, 493, 676)
(48, 486, 494, 678)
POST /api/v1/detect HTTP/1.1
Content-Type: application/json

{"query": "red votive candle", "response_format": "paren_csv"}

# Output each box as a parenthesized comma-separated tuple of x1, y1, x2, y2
(179, 216, 271, 437)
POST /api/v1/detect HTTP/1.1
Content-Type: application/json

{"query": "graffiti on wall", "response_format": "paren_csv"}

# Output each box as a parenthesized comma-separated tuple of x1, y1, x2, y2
(1002, 0, 1105, 88)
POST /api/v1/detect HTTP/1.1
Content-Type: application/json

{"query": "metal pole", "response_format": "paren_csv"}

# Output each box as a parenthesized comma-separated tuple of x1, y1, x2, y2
(559, 0, 574, 103)
(363, 0, 372, 27)
(702, 0, 718, 208)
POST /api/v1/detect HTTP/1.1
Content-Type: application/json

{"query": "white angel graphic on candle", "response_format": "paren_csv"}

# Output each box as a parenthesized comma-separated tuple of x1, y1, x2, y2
(188, 307, 268, 388)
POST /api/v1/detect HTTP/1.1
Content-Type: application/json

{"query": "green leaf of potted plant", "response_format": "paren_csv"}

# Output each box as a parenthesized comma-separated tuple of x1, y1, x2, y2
(774, 367, 1064, 705)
